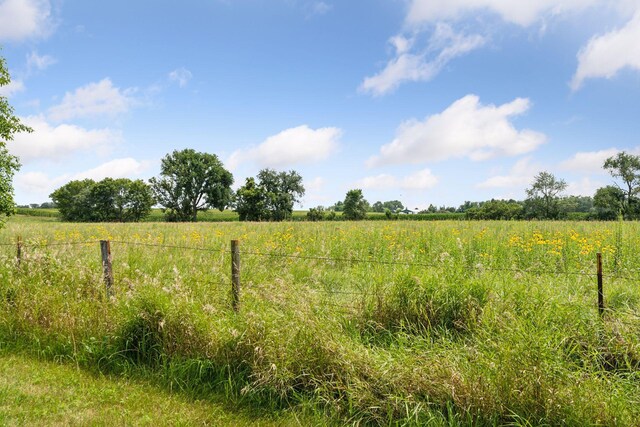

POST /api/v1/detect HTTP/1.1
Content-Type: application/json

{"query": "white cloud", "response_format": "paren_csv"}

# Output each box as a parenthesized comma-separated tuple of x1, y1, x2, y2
(571, 11, 640, 90)
(405, 0, 599, 27)
(566, 177, 603, 196)
(72, 158, 150, 180)
(368, 95, 545, 167)
(0, 0, 54, 41)
(27, 51, 56, 72)
(356, 168, 439, 191)
(168, 67, 193, 88)
(228, 125, 341, 169)
(0, 78, 25, 97)
(47, 78, 136, 121)
(559, 148, 619, 173)
(476, 157, 538, 189)
(9, 115, 120, 163)
(15, 158, 151, 200)
(360, 24, 485, 96)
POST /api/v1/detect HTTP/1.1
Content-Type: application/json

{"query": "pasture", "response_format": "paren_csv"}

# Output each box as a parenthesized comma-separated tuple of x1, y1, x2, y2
(1, 217, 639, 425)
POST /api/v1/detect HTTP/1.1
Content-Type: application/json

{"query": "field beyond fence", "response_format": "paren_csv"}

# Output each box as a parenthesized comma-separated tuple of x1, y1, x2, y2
(1, 218, 639, 425)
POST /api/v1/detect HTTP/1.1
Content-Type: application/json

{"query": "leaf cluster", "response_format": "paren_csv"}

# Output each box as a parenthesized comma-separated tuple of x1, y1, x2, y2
(149, 149, 233, 222)
(50, 178, 154, 222)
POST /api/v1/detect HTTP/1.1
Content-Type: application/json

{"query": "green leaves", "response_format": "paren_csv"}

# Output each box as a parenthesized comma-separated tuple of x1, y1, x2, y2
(1, 52, 32, 223)
(50, 178, 154, 222)
(150, 149, 233, 222)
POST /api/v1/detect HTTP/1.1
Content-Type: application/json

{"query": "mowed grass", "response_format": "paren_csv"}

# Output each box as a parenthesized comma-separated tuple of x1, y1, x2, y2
(0, 350, 304, 426)
(0, 216, 639, 425)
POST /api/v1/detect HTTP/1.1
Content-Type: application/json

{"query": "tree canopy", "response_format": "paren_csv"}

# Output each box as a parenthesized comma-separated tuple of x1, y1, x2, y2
(603, 151, 640, 219)
(1, 52, 32, 226)
(234, 169, 305, 221)
(342, 189, 369, 220)
(150, 149, 233, 221)
(525, 171, 567, 219)
(50, 178, 154, 222)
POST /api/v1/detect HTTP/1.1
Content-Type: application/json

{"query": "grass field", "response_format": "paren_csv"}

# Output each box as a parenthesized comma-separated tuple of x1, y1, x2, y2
(1, 215, 639, 425)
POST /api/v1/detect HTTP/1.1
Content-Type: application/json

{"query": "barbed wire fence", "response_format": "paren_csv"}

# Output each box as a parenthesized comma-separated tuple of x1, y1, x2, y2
(1, 236, 638, 323)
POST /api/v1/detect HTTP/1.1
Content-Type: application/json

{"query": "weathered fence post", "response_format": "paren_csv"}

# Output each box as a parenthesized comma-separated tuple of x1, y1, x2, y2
(231, 239, 240, 312)
(597, 252, 604, 317)
(100, 240, 114, 298)
(16, 236, 22, 267)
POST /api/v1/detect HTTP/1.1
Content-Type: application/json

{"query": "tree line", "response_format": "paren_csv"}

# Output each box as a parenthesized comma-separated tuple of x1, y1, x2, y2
(32, 149, 640, 223)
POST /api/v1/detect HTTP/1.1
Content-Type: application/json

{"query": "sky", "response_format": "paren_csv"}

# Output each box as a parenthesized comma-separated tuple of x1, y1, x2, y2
(1, 0, 639, 210)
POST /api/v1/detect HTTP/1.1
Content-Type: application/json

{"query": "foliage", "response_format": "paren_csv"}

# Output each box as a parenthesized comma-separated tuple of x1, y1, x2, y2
(306, 206, 326, 221)
(524, 171, 567, 219)
(342, 189, 368, 220)
(466, 199, 523, 220)
(0, 52, 33, 226)
(50, 178, 154, 222)
(234, 169, 304, 221)
(593, 185, 625, 220)
(372, 200, 404, 213)
(150, 149, 233, 222)
(603, 151, 640, 219)
(234, 177, 267, 221)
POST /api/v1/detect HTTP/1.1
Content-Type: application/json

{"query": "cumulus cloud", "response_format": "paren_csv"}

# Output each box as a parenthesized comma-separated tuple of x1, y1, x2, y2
(356, 168, 439, 191)
(9, 115, 120, 163)
(168, 67, 193, 88)
(15, 158, 151, 199)
(566, 177, 603, 196)
(405, 0, 599, 27)
(571, 11, 640, 90)
(368, 95, 545, 167)
(228, 125, 341, 169)
(476, 157, 538, 189)
(0, 0, 54, 41)
(47, 78, 136, 121)
(360, 24, 485, 96)
(559, 148, 619, 173)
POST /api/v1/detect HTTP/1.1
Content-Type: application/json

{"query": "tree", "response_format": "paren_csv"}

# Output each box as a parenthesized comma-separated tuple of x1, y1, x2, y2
(257, 169, 305, 221)
(603, 151, 640, 219)
(593, 186, 625, 220)
(306, 206, 326, 221)
(525, 171, 567, 219)
(50, 179, 96, 221)
(50, 178, 154, 222)
(150, 149, 233, 221)
(342, 189, 368, 220)
(1, 52, 32, 226)
(234, 177, 268, 221)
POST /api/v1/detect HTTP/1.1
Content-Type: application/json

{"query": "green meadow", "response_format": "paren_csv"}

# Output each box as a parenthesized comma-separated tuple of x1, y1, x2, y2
(1, 216, 639, 425)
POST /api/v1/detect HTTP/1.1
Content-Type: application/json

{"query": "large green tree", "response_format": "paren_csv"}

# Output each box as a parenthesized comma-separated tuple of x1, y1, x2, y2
(593, 185, 625, 220)
(603, 151, 640, 219)
(342, 189, 369, 220)
(1, 52, 32, 226)
(234, 177, 268, 221)
(150, 149, 233, 221)
(524, 171, 567, 219)
(234, 169, 305, 221)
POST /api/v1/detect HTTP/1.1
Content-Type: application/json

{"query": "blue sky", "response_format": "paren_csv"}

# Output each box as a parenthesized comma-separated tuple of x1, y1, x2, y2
(1, 0, 639, 210)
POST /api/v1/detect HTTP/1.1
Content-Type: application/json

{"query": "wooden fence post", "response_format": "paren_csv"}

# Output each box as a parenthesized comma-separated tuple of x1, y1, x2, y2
(100, 240, 114, 298)
(231, 239, 240, 312)
(597, 252, 604, 317)
(16, 236, 22, 267)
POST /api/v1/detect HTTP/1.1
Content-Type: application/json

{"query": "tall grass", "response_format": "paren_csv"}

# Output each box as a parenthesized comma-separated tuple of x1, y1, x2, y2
(0, 219, 638, 425)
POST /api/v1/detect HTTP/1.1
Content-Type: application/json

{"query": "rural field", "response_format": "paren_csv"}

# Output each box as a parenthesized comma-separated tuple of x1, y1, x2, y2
(1, 215, 639, 425)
